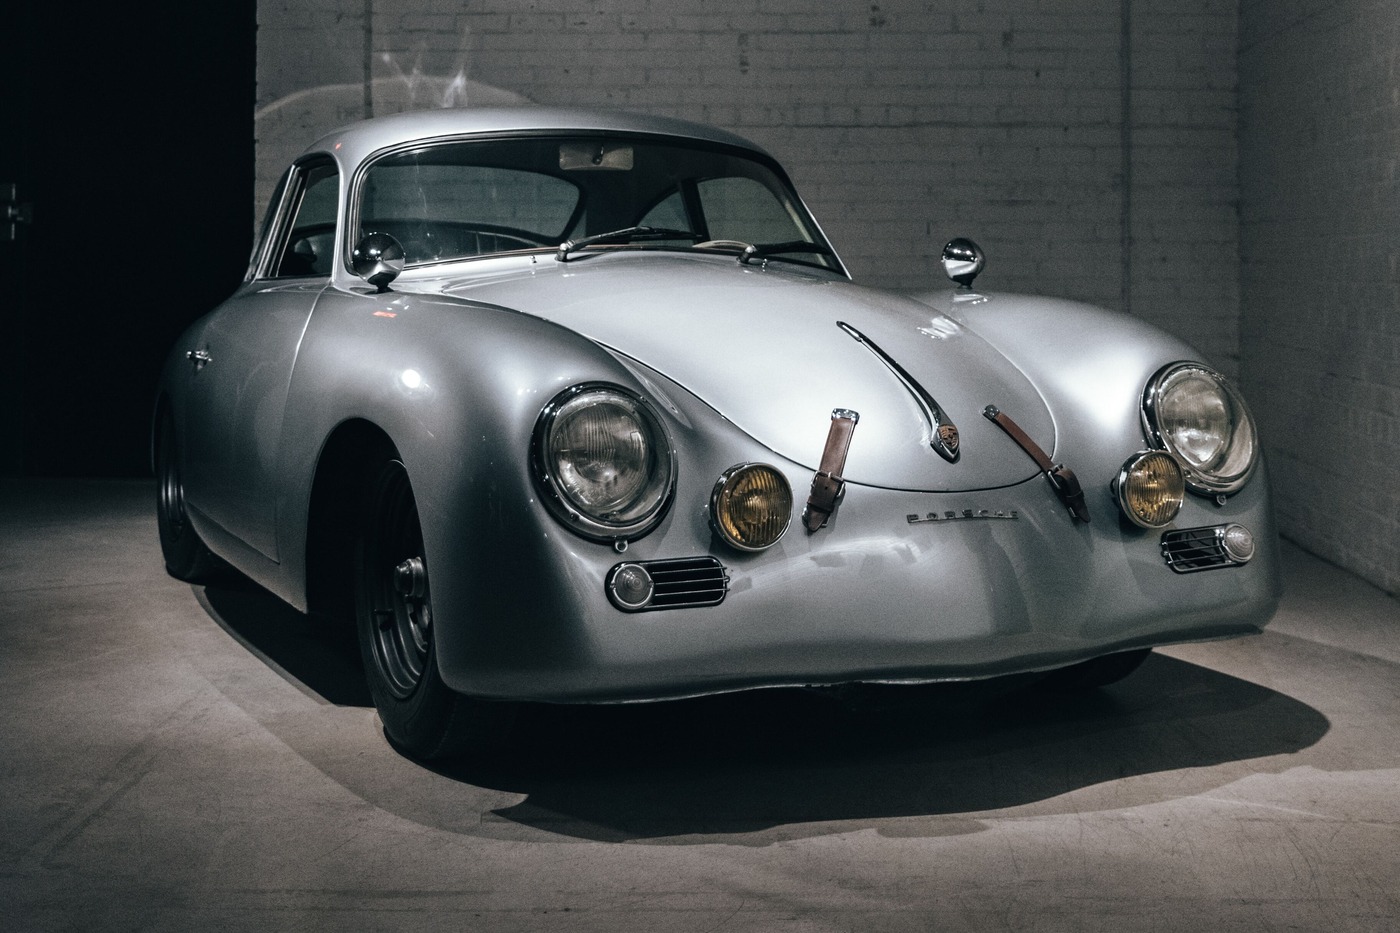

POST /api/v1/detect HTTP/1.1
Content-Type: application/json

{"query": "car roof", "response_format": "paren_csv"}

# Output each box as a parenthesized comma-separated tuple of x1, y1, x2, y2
(302, 106, 773, 168)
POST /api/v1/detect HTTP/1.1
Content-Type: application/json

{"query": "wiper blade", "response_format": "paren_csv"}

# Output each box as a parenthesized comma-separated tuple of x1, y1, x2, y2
(738, 240, 836, 265)
(556, 226, 699, 262)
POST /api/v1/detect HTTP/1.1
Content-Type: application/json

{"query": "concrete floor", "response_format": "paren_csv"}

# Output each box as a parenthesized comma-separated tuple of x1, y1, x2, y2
(2, 477, 1398, 933)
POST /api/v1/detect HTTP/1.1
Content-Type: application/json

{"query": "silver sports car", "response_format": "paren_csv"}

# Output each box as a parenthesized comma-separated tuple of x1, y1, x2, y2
(155, 107, 1278, 760)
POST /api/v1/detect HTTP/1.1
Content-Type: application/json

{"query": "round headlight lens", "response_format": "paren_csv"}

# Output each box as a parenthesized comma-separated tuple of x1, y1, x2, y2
(710, 463, 793, 551)
(1143, 362, 1258, 495)
(535, 385, 675, 540)
(1116, 450, 1185, 528)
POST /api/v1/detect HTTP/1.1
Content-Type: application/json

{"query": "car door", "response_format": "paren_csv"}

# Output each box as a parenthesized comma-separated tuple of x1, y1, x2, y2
(182, 157, 339, 561)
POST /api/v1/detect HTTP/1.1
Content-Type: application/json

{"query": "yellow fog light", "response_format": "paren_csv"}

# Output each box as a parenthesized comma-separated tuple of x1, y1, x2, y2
(1116, 451, 1185, 529)
(710, 463, 793, 551)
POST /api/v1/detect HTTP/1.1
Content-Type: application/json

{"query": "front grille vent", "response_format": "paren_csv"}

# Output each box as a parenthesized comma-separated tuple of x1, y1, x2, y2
(1161, 526, 1241, 573)
(646, 557, 729, 608)
(607, 556, 729, 612)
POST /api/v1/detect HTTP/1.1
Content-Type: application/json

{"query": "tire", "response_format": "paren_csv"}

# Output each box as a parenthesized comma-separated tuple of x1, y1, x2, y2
(354, 457, 512, 761)
(155, 410, 222, 583)
(1040, 648, 1151, 692)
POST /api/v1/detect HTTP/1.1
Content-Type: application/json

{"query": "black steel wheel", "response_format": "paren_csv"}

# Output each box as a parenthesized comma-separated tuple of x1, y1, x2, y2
(354, 457, 512, 760)
(155, 410, 220, 582)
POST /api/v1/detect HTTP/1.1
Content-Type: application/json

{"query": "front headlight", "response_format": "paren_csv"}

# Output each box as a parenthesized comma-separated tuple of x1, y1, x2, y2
(532, 384, 675, 541)
(1142, 362, 1258, 496)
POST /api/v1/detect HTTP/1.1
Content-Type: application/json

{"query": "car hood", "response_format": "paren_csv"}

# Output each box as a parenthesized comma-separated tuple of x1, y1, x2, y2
(439, 254, 1053, 491)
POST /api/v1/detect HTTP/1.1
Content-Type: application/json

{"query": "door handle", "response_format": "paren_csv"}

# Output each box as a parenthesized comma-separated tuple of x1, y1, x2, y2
(3, 183, 33, 242)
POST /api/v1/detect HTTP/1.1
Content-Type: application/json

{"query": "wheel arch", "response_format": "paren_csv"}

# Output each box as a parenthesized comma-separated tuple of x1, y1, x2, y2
(304, 418, 400, 624)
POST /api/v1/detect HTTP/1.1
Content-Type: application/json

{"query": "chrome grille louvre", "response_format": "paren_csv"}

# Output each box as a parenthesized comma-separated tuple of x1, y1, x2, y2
(1161, 526, 1239, 573)
(642, 557, 729, 609)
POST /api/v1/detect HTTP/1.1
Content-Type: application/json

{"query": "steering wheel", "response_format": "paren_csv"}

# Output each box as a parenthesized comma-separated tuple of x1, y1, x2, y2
(363, 220, 552, 264)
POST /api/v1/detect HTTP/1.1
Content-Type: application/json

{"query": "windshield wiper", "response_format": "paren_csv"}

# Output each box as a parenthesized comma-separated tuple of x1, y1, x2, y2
(738, 240, 837, 266)
(555, 226, 700, 262)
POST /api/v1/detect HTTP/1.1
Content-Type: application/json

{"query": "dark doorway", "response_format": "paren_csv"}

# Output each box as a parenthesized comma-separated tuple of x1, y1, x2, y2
(0, 3, 256, 477)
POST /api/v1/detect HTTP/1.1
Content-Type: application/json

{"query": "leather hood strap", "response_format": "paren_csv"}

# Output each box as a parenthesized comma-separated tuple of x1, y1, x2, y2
(983, 405, 1090, 523)
(804, 409, 859, 532)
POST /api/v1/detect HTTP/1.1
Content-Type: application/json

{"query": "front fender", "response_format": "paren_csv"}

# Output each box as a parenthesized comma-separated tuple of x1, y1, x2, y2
(269, 286, 666, 611)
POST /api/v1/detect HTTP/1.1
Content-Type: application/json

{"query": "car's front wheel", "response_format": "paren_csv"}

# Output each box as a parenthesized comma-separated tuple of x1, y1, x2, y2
(155, 410, 221, 583)
(354, 457, 512, 761)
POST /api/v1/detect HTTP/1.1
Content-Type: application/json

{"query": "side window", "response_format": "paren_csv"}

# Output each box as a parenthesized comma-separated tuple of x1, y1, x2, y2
(274, 162, 339, 277)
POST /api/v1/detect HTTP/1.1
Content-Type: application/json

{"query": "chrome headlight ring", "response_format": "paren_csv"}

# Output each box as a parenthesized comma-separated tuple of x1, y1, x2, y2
(1142, 361, 1259, 497)
(531, 383, 677, 543)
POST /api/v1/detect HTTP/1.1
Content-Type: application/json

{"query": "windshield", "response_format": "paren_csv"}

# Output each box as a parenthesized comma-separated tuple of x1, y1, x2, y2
(354, 135, 840, 271)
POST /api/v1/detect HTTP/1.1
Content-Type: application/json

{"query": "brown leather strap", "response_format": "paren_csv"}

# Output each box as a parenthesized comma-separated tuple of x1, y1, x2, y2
(804, 409, 859, 532)
(984, 405, 1054, 473)
(983, 405, 1090, 523)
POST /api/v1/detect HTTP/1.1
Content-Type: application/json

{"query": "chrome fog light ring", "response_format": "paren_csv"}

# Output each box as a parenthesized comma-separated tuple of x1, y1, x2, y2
(1115, 450, 1185, 529)
(710, 462, 794, 552)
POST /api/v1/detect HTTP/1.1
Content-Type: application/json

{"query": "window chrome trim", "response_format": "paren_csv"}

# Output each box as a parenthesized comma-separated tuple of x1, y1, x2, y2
(344, 131, 847, 278)
(248, 165, 299, 281)
(252, 155, 340, 282)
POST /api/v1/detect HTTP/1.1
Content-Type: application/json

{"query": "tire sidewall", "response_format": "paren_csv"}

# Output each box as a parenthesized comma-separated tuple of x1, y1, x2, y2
(353, 458, 461, 759)
(155, 410, 217, 582)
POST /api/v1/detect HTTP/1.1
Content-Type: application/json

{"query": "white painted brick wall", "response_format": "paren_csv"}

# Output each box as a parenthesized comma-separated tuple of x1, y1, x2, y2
(1240, 0, 1400, 594)
(257, 0, 1242, 374)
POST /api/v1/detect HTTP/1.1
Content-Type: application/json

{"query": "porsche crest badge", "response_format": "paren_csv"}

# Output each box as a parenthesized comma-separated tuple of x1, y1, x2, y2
(936, 422, 960, 456)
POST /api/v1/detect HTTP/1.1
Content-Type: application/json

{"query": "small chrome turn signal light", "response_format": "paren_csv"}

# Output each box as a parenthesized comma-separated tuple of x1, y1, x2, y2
(606, 562, 655, 611)
(710, 463, 793, 551)
(1219, 523, 1256, 563)
(1115, 450, 1185, 529)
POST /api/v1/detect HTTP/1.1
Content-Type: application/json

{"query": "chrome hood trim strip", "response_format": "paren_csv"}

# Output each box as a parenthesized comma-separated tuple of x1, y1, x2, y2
(837, 321, 960, 463)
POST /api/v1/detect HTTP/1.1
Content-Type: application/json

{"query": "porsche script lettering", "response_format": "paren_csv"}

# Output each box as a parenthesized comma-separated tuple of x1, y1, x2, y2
(907, 509, 1019, 524)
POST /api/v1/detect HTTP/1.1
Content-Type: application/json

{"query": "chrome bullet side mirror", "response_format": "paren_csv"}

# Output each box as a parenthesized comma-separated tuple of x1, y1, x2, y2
(352, 232, 406, 292)
(941, 237, 985, 288)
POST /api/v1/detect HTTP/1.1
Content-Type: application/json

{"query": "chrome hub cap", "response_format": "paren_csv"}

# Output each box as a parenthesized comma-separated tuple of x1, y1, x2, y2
(394, 557, 427, 600)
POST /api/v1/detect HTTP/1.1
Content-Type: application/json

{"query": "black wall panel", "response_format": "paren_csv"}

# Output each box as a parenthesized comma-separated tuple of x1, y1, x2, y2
(1, 2, 256, 476)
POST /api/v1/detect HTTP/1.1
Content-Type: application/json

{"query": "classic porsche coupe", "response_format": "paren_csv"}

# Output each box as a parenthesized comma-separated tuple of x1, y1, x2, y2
(155, 107, 1278, 760)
